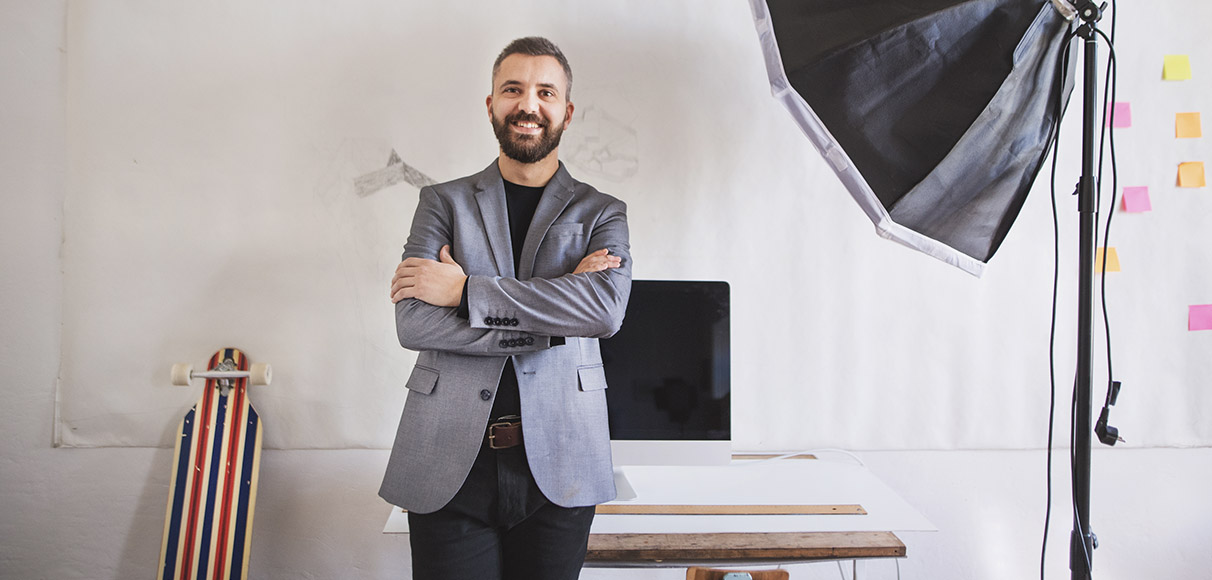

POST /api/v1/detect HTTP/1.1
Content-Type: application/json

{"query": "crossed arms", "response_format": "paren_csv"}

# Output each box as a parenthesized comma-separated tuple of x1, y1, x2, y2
(390, 246, 620, 307)
(389, 188, 630, 356)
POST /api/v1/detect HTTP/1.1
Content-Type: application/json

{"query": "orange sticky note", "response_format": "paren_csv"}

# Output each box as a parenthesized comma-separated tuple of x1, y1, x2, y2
(1178, 162, 1206, 187)
(1177, 112, 1202, 138)
(1164, 55, 1192, 80)
(1095, 247, 1120, 273)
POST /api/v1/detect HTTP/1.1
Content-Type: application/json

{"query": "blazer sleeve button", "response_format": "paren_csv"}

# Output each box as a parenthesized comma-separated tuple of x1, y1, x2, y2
(499, 339, 508, 348)
(510, 318, 519, 326)
(493, 317, 503, 326)
(480, 389, 492, 401)
(484, 316, 494, 326)
(524, 336, 534, 345)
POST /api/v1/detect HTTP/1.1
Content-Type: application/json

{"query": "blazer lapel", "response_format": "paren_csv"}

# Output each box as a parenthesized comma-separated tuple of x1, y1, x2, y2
(518, 163, 575, 280)
(474, 164, 515, 278)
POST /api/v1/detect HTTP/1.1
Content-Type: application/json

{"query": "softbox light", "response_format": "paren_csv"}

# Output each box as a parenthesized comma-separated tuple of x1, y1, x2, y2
(750, 0, 1076, 275)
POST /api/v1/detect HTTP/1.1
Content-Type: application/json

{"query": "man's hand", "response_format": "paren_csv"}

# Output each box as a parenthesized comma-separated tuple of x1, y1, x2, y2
(390, 245, 467, 306)
(573, 248, 622, 274)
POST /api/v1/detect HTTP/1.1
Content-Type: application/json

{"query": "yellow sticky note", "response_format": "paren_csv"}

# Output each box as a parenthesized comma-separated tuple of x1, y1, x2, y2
(1095, 247, 1120, 273)
(1177, 112, 1202, 138)
(1178, 162, 1206, 187)
(1164, 55, 1192, 80)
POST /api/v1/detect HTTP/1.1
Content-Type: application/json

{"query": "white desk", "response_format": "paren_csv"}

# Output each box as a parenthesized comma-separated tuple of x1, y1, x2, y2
(385, 456, 933, 573)
(589, 457, 933, 534)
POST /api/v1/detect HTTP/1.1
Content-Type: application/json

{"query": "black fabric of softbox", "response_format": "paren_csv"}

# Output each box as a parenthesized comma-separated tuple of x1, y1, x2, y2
(751, 0, 1076, 275)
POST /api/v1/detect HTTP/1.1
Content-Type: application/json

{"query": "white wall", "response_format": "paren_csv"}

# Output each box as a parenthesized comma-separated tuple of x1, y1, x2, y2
(52, 0, 1212, 453)
(3, 1, 1210, 579)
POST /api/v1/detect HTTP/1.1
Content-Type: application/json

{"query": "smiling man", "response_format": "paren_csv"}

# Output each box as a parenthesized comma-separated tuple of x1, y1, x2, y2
(380, 37, 632, 580)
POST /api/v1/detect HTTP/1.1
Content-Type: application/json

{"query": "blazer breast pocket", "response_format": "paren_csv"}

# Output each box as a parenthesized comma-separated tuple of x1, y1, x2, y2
(536, 222, 588, 276)
(546, 222, 585, 239)
(405, 365, 439, 396)
(577, 364, 608, 392)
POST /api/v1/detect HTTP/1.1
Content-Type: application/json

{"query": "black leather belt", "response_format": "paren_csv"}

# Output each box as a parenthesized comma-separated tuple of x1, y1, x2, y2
(487, 415, 523, 450)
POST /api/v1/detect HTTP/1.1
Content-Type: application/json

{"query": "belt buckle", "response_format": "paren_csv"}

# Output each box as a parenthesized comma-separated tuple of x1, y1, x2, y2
(488, 415, 522, 450)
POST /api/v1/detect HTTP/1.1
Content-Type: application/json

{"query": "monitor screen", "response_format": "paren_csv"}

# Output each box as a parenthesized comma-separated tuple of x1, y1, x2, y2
(600, 280, 730, 442)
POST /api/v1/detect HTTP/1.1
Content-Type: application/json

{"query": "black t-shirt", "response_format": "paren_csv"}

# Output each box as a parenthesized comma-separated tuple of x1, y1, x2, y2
(487, 180, 544, 420)
(504, 180, 544, 267)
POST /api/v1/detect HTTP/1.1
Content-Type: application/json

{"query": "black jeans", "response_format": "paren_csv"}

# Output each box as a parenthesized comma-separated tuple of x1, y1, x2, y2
(407, 441, 596, 580)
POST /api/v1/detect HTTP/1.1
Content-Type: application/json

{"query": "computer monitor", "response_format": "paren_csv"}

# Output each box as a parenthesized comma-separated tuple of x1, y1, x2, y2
(600, 280, 731, 497)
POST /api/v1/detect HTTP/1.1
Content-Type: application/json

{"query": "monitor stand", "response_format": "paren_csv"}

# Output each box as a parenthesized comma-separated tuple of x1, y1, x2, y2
(612, 467, 638, 501)
(608, 440, 732, 501)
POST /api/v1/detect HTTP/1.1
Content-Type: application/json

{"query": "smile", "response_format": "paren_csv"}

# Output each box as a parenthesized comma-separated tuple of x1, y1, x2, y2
(513, 121, 543, 130)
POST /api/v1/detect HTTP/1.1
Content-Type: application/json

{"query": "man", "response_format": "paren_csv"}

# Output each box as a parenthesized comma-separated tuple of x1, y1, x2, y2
(381, 37, 632, 580)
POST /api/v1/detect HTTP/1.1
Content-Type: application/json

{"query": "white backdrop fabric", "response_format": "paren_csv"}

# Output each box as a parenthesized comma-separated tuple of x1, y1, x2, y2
(58, 0, 1211, 450)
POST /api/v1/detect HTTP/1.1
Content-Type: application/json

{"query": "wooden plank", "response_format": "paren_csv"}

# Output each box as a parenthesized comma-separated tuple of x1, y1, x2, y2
(586, 531, 905, 563)
(595, 504, 866, 515)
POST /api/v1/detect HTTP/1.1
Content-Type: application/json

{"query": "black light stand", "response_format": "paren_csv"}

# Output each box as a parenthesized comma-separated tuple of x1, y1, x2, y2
(1069, 2, 1107, 579)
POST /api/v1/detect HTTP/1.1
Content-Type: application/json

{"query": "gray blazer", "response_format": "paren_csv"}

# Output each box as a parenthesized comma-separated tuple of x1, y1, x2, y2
(379, 160, 632, 513)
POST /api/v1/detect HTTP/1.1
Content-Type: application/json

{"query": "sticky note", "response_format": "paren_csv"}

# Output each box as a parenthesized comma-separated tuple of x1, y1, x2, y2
(1095, 247, 1120, 273)
(1121, 186, 1151, 212)
(1176, 112, 1202, 138)
(1107, 102, 1132, 128)
(1190, 305, 1212, 331)
(1164, 55, 1192, 80)
(1178, 162, 1206, 187)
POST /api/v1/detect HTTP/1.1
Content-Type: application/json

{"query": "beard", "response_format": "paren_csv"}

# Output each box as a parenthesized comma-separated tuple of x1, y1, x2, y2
(492, 110, 565, 164)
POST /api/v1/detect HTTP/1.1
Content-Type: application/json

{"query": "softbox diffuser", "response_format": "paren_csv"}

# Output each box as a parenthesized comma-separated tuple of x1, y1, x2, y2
(750, 0, 1075, 275)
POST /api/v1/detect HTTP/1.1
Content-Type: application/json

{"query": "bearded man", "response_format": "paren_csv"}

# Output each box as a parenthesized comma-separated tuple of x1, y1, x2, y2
(381, 37, 632, 580)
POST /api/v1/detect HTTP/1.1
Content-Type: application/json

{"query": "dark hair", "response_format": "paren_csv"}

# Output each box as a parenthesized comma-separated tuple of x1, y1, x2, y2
(492, 36, 573, 99)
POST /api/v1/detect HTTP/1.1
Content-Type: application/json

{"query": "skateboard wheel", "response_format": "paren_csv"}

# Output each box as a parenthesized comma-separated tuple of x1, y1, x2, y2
(171, 363, 193, 386)
(249, 363, 272, 386)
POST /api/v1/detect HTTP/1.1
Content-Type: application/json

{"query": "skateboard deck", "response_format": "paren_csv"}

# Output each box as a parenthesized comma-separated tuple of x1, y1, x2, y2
(159, 348, 263, 580)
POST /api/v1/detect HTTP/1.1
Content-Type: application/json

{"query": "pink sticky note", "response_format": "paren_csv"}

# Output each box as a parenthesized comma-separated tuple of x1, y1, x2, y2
(1121, 186, 1151, 212)
(1190, 305, 1212, 331)
(1107, 102, 1132, 128)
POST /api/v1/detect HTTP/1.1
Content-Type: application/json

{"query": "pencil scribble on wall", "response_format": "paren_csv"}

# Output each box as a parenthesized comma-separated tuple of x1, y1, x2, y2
(355, 150, 437, 197)
(563, 105, 639, 183)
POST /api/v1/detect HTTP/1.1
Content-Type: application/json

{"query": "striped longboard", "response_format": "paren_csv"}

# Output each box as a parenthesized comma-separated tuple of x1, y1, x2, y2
(159, 348, 262, 580)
